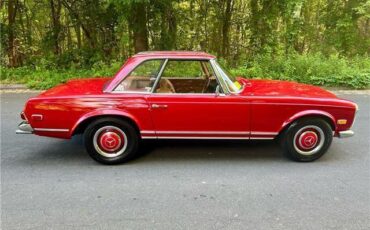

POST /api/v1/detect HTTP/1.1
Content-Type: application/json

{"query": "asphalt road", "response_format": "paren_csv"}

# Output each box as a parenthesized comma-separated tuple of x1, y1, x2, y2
(1, 92, 369, 230)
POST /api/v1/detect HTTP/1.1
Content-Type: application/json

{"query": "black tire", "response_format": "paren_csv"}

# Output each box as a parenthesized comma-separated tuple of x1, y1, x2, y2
(281, 118, 333, 162)
(83, 118, 139, 164)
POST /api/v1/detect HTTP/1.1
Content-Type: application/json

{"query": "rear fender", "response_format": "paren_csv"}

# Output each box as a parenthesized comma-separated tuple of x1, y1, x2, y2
(70, 109, 142, 136)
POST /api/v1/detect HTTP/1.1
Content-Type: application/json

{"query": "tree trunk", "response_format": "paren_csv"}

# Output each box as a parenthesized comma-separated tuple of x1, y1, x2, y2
(74, 24, 81, 49)
(50, 0, 62, 55)
(131, 1, 149, 53)
(7, 0, 20, 67)
(159, 2, 177, 50)
(221, 0, 233, 58)
(249, 0, 259, 55)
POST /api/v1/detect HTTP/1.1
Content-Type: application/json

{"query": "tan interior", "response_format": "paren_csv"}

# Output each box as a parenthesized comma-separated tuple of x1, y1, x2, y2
(125, 76, 217, 93)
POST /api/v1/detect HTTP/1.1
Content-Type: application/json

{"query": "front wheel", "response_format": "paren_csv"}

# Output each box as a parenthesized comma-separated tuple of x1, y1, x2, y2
(282, 118, 333, 162)
(83, 118, 139, 164)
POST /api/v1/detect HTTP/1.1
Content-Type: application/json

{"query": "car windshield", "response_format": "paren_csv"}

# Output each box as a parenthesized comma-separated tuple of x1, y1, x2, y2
(212, 60, 242, 93)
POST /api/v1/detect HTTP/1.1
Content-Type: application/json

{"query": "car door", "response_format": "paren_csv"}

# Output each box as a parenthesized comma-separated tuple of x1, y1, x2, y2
(146, 59, 250, 139)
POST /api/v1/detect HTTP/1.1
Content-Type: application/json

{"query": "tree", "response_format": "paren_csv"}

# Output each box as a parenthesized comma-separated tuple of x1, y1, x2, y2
(1, 0, 369, 68)
(220, 0, 234, 58)
(7, 0, 20, 67)
(130, 0, 149, 52)
(158, 0, 177, 50)
(50, 0, 62, 55)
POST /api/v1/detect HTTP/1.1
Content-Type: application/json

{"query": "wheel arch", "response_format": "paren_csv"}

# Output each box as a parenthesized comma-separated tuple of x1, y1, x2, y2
(71, 110, 141, 136)
(278, 110, 336, 136)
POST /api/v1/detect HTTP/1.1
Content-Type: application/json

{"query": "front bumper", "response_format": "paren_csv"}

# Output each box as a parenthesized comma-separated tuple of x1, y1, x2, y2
(338, 130, 354, 138)
(16, 121, 34, 134)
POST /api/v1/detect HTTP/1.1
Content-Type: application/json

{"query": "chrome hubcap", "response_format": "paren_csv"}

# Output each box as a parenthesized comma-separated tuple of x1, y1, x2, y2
(93, 126, 128, 158)
(293, 125, 325, 156)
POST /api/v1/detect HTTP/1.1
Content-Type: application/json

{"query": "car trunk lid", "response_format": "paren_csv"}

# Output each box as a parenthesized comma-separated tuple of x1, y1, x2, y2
(37, 78, 111, 97)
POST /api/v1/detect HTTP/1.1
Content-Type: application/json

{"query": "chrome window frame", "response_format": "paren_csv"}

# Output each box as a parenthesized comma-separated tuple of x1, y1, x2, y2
(109, 57, 230, 95)
(151, 58, 229, 95)
(111, 58, 167, 94)
(210, 59, 244, 94)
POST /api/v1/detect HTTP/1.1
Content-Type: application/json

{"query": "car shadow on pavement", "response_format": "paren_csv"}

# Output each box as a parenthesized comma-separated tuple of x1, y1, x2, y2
(16, 136, 286, 166)
(134, 139, 284, 163)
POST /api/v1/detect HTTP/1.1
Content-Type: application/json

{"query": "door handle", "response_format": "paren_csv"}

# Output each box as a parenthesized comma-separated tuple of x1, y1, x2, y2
(151, 104, 168, 109)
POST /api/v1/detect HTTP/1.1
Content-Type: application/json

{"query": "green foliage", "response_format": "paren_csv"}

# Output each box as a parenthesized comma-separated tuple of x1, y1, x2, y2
(1, 61, 122, 89)
(2, 54, 369, 89)
(162, 60, 205, 78)
(1, 0, 369, 89)
(230, 54, 370, 89)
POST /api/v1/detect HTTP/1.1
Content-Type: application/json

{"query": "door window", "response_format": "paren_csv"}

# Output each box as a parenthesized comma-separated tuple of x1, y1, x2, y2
(154, 60, 219, 94)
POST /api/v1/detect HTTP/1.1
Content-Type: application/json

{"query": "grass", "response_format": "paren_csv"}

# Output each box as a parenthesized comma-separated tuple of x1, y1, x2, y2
(0, 61, 122, 90)
(1, 54, 369, 90)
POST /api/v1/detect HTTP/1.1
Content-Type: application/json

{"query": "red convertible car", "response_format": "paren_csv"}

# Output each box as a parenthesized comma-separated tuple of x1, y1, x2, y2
(16, 51, 357, 164)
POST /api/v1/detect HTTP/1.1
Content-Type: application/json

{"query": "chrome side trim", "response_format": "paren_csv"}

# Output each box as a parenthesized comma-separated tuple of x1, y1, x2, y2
(141, 135, 274, 140)
(156, 131, 250, 135)
(156, 136, 251, 140)
(140, 130, 278, 135)
(140, 130, 156, 134)
(250, 131, 278, 135)
(141, 136, 157, 139)
(34, 128, 69, 132)
(338, 130, 354, 138)
(250, 137, 275, 140)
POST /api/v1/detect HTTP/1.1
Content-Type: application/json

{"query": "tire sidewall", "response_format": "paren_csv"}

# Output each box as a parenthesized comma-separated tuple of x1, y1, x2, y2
(284, 118, 333, 162)
(84, 118, 139, 164)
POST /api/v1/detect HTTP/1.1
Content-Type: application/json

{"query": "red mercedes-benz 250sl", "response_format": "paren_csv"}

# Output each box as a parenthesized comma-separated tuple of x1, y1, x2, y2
(16, 51, 358, 164)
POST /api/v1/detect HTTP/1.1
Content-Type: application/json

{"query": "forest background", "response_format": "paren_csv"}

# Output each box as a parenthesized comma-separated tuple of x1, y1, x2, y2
(1, 0, 369, 89)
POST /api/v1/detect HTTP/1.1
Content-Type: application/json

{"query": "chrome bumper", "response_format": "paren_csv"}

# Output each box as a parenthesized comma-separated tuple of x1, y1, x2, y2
(16, 121, 34, 134)
(338, 130, 354, 138)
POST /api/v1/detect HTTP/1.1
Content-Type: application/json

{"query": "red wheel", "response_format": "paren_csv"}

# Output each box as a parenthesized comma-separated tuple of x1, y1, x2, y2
(282, 118, 333, 162)
(293, 125, 325, 156)
(84, 118, 139, 164)
(93, 126, 128, 158)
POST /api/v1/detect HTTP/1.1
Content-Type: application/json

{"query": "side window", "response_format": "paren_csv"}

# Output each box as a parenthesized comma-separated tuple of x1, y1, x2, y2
(115, 60, 164, 92)
(155, 60, 219, 94)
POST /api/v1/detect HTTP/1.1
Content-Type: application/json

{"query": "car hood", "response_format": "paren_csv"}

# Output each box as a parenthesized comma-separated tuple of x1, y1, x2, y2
(240, 79, 337, 98)
(37, 78, 111, 97)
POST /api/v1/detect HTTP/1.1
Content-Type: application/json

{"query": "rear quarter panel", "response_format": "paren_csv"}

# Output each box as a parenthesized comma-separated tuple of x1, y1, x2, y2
(25, 94, 153, 139)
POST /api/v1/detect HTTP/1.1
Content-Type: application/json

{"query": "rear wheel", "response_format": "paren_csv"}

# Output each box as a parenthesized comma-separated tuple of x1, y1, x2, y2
(83, 118, 139, 164)
(282, 118, 333, 162)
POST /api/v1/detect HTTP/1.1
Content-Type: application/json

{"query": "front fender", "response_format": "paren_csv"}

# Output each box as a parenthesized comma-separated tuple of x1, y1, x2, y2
(280, 110, 337, 133)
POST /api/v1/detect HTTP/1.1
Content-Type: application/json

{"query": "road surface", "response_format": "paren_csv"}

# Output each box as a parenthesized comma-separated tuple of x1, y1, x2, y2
(1, 92, 369, 229)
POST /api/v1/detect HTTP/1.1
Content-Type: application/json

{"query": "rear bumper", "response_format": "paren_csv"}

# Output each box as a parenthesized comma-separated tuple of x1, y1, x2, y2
(16, 121, 34, 134)
(338, 130, 354, 138)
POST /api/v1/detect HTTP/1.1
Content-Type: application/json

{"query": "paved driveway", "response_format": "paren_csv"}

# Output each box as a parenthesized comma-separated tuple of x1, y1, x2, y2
(1, 92, 369, 230)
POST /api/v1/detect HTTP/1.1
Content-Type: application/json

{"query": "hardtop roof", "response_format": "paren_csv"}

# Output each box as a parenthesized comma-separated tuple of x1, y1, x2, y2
(133, 51, 216, 59)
